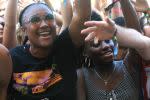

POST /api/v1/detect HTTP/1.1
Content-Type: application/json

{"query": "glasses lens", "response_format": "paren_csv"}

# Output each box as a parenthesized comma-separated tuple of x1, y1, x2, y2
(45, 14, 54, 21)
(30, 16, 41, 24)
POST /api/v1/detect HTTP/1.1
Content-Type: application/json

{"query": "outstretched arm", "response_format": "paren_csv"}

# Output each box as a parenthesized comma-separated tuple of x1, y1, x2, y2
(0, 44, 12, 100)
(69, 0, 91, 47)
(3, 0, 17, 49)
(81, 18, 150, 60)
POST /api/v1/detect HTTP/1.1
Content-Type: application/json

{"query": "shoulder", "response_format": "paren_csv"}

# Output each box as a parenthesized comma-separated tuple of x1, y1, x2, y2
(0, 44, 12, 86)
(0, 44, 10, 60)
(54, 27, 76, 50)
(9, 45, 26, 56)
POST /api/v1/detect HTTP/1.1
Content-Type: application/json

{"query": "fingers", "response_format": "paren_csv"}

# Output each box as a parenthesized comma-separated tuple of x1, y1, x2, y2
(105, 17, 115, 27)
(84, 21, 101, 27)
(81, 26, 97, 35)
(85, 32, 95, 42)
(81, 26, 97, 42)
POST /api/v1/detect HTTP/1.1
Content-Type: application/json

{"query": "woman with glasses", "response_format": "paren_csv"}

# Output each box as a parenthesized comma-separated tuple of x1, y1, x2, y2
(7, 0, 91, 100)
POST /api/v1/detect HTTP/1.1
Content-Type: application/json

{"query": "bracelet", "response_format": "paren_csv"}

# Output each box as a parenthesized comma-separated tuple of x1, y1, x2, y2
(112, 28, 117, 41)
(112, 28, 118, 59)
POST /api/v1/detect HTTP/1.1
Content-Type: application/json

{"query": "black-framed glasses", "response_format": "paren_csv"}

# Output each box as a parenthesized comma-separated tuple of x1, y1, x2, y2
(26, 13, 54, 25)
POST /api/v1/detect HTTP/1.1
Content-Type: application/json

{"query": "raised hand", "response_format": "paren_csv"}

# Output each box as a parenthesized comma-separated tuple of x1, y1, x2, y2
(81, 18, 116, 42)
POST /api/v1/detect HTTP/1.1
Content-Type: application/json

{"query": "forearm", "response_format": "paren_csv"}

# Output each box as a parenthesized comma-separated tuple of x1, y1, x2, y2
(69, 0, 91, 47)
(116, 25, 150, 60)
(3, 0, 17, 49)
(60, 0, 73, 32)
(74, 0, 91, 20)
(120, 0, 141, 32)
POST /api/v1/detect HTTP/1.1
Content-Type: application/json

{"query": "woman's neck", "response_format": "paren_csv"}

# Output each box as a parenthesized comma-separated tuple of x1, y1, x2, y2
(29, 45, 52, 59)
(94, 61, 115, 77)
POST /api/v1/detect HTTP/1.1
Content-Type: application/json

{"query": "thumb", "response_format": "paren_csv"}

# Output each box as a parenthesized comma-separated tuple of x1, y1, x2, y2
(105, 17, 115, 27)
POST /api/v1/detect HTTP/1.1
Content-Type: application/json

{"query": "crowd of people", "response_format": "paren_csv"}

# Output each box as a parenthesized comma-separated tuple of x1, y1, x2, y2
(0, 0, 149, 100)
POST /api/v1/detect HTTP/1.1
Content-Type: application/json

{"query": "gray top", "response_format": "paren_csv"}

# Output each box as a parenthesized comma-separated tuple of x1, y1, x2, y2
(83, 61, 139, 100)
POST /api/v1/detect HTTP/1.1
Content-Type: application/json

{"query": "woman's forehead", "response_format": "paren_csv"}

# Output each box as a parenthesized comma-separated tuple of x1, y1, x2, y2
(23, 4, 53, 18)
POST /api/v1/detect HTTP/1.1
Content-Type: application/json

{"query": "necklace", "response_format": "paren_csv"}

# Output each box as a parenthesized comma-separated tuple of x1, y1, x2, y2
(94, 66, 116, 86)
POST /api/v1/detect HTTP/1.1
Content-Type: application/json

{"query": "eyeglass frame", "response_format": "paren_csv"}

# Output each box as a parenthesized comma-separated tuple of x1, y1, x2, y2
(23, 13, 55, 25)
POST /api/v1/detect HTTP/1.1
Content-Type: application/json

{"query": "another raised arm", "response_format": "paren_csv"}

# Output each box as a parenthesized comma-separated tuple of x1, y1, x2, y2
(69, 0, 91, 47)
(3, 0, 17, 49)
(59, 0, 73, 34)
(120, 0, 141, 31)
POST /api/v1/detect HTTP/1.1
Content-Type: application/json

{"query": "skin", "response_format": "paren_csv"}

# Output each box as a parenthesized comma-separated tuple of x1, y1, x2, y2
(59, 0, 73, 34)
(3, 0, 17, 49)
(0, 44, 12, 100)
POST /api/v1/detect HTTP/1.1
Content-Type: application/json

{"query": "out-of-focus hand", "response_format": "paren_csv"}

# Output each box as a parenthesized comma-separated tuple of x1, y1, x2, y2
(132, 0, 150, 14)
(81, 18, 116, 42)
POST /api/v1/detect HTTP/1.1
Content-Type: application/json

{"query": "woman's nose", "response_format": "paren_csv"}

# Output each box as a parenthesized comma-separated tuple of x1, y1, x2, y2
(40, 20, 48, 28)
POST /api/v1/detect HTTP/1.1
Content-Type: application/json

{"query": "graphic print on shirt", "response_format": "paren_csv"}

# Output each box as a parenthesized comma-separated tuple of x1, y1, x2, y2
(13, 68, 62, 95)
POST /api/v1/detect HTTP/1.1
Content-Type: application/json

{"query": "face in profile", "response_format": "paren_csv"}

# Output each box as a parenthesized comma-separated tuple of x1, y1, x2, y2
(86, 40, 114, 64)
(22, 4, 56, 48)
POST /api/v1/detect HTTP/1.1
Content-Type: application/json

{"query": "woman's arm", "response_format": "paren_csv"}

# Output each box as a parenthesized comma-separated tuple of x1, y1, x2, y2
(59, 0, 73, 34)
(69, 0, 91, 47)
(81, 18, 150, 60)
(3, 0, 17, 49)
(0, 44, 12, 100)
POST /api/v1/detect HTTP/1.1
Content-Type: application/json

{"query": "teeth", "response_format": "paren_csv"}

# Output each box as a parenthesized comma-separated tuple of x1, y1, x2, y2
(39, 32, 50, 35)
